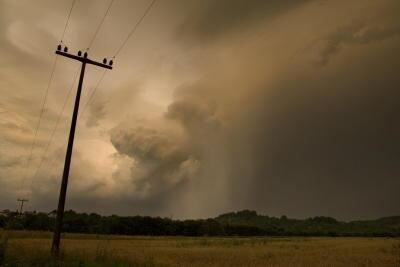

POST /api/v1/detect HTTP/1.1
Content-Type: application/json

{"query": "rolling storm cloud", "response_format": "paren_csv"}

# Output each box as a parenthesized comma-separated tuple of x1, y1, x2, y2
(0, 0, 399, 220)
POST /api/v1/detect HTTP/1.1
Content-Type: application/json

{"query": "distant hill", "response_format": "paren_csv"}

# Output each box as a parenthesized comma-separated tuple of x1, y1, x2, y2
(1, 209, 399, 237)
(215, 210, 400, 236)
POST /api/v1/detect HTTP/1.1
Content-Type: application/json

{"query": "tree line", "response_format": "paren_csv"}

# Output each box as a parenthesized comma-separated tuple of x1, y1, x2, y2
(0, 209, 399, 237)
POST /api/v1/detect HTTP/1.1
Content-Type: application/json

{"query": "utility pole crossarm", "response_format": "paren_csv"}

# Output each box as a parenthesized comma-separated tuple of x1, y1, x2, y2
(55, 51, 112, 69)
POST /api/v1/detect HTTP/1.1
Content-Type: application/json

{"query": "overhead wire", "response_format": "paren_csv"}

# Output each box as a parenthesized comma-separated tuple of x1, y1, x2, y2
(32, 0, 158, 181)
(32, 0, 115, 175)
(23, 0, 77, 189)
(86, 0, 115, 50)
(113, 0, 157, 58)
(31, 69, 80, 181)
(77, 0, 120, 115)
(80, 0, 157, 115)
(60, 0, 77, 44)
(25, 56, 58, 174)
(32, 0, 117, 179)
(81, 69, 107, 116)
(34, 0, 115, 169)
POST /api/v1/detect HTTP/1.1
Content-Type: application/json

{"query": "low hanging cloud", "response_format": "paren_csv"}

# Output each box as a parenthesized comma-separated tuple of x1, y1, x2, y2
(107, 83, 224, 217)
(110, 121, 200, 198)
(310, 20, 400, 66)
(166, 85, 221, 136)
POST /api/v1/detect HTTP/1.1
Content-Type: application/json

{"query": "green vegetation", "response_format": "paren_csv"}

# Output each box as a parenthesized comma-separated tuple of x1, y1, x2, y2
(1, 209, 399, 237)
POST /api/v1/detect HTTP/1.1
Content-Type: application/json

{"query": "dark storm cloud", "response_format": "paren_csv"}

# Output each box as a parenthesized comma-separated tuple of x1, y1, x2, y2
(102, 0, 400, 219)
(166, 85, 221, 135)
(312, 20, 400, 66)
(179, 0, 309, 42)
(226, 35, 400, 219)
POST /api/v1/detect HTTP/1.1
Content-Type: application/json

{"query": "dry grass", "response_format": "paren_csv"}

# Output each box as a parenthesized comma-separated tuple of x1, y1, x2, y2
(1, 230, 399, 266)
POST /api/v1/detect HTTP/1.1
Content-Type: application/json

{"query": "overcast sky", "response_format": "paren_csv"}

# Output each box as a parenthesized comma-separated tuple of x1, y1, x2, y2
(0, 0, 399, 220)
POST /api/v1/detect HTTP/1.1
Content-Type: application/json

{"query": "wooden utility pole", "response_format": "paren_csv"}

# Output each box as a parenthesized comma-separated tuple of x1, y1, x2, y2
(17, 198, 28, 215)
(51, 45, 112, 256)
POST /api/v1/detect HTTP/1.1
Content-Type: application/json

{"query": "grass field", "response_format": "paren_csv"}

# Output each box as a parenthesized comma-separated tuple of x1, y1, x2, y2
(1, 230, 400, 266)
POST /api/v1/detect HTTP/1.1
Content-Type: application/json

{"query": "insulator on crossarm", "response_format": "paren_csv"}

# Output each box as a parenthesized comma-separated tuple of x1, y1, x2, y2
(57, 44, 62, 51)
(78, 51, 82, 56)
(83, 52, 88, 58)
(64, 46, 68, 52)
(109, 60, 113, 66)
(103, 58, 107, 64)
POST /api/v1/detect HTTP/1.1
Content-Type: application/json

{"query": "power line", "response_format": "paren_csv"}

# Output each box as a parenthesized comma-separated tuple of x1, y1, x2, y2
(81, 69, 107, 115)
(34, 0, 114, 174)
(75, 0, 117, 113)
(60, 0, 77, 43)
(80, 0, 157, 115)
(26, 56, 58, 171)
(47, 138, 68, 178)
(113, 0, 157, 58)
(30, 0, 114, 183)
(23, 0, 77, 188)
(31, 0, 157, 174)
(36, 0, 157, 179)
(86, 0, 115, 50)
(31, 69, 80, 181)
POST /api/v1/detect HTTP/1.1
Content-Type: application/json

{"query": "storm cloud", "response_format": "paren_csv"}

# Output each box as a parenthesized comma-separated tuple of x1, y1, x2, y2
(179, 0, 310, 43)
(0, 0, 399, 220)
